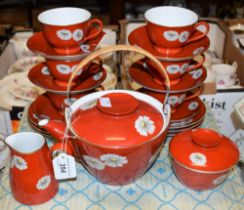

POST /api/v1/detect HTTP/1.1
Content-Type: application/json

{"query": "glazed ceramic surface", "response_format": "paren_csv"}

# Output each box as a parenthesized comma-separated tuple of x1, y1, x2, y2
(169, 128, 239, 190)
(38, 7, 103, 54)
(28, 63, 106, 94)
(128, 60, 206, 93)
(5, 132, 58, 204)
(27, 31, 104, 60)
(128, 25, 210, 61)
(39, 90, 171, 185)
(144, 6, 209, 53)
(28, 94, 64, 127)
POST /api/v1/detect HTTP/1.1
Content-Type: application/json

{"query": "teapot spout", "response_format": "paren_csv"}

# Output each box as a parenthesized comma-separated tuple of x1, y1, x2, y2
(38, 119, 67, 142)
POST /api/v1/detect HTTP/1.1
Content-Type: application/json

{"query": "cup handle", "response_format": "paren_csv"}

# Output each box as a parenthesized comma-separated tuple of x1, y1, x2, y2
(186, 21, 210, 44)
(184, 87, 202, 101)
(186, 54, 206, 72)
(82, 18, 103, 43)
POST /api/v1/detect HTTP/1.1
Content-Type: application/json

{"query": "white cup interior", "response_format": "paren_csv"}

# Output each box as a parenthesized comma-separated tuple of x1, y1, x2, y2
(38, 7, 91, 26)
(145, 6, 198, 27)
(5, 132, 45, 153)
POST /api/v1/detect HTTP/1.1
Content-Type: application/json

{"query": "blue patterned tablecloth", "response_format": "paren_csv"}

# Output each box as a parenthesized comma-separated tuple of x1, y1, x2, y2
(0, 104, 243, 210)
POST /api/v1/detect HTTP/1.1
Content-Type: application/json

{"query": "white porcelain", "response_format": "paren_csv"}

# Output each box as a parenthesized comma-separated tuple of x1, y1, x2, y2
(212, 62, 239, 87)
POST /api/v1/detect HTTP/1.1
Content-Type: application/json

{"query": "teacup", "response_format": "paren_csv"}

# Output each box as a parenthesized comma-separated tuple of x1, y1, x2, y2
(144, 6, 209, 54)
(47, 91, 94, 112)
(146, 54, 205, 84)
(38, 7, 103, 54)
(212, 62, 240, 87)
(46, 58, 102, 82)
(139, 87, 201, 113)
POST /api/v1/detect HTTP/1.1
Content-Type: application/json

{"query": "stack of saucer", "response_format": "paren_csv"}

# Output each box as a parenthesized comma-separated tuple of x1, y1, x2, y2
(26, 7, 106, 134)
(127, 6, 210, 136)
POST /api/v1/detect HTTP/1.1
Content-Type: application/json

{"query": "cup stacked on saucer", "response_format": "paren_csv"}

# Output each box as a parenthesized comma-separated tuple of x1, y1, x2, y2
(26, 7, 106, 134)
(127, 6, 210, 136)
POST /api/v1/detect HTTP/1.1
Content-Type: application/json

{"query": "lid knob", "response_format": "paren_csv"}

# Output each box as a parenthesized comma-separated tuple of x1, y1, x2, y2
(97, 93, 139, 116)
(191, 129, 222, 148)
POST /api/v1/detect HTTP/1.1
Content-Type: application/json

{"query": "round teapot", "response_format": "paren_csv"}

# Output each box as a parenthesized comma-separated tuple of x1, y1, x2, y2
(38, 45, 171, 185)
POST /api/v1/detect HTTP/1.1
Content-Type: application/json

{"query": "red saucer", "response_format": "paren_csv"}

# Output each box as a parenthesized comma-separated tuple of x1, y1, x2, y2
(28, 63, 106, 94)
(28, 94, 64, 128)
(128, 26, 210, 61)
(27, 29, 105, 60)
(129, 60, 206, 93)
(171, 97, 206, 122)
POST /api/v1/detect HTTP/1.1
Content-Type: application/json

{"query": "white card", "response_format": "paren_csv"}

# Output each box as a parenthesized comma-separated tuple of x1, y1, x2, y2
(52, 153, 76, 180)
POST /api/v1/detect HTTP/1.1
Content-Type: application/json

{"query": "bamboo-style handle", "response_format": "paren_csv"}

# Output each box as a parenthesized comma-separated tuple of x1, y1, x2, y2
(67, 44, 170, 104)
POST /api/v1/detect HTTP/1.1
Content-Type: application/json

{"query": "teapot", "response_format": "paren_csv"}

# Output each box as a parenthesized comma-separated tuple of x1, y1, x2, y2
(38, 45, 171, 186)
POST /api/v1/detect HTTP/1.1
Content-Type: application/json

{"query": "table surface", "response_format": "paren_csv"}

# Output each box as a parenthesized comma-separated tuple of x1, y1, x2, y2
(0, 103, 244, 210)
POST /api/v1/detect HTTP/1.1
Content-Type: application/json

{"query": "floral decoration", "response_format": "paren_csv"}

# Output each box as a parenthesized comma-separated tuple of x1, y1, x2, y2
(12, 155, 28, 170)
(188, 101, 199, 110)
(191, 69, 203, 79)
(57, 30, 72, 40)
(41, 67, 50, 75)
(100, 154, 128, 168)
(56, 64, 71, 74)
(179, 31, 190, 43)
(36, 175, 51, 190)
(73, 29, 83, 41)
(180, 63, 189, 74)
(135, 116, 155, 136)
(80, 45, 90, 53)
(189, 153, 207, 166)
(83, 155, 105, 170)
(193, 47, 204, 55)
(166, 65, 180, 74)
(93, 72, 103, 81)
(163, 31, 179, 41)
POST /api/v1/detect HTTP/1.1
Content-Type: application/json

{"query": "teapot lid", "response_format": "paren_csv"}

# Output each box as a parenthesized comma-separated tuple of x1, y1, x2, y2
(69, 91, 167, 149)
(169, 128, 239, 172)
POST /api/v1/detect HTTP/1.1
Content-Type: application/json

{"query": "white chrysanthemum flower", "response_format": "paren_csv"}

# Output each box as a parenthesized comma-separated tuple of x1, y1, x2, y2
(13, 155, 28, 170)
(56, 64, 71, 74)
(36, 175, 51, 190)
(166, 65, 180, 74)
(213, 174, 228, 185)
(73, 29, 83, 41)
(100, 154, 128, 168)
(192, 69, 203, 79)
(41, 66, 50, 75)
(80, 45, 90, 53)
(179, 31, 190, 43)
(163, 31, 178, 41)
(168, 96, 179, 106)
(93, 72, 103, 81)
(178, 95, 186, 104)
(190, 153, 207, 166)
(57, 30, 72, 40)
(193, 47, 204, 55)
(188, 101, 199, 110)
(135, 116, 155, 136)
(83, 155, 105, 170)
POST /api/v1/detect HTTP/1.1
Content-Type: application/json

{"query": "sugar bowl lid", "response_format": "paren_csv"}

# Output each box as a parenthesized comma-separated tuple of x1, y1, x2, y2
(69, 90, 170, 149)
(169, 128, 240, 172)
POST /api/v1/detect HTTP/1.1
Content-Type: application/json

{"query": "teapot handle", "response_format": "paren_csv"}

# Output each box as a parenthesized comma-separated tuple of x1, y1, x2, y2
(67, 45, 170, 107)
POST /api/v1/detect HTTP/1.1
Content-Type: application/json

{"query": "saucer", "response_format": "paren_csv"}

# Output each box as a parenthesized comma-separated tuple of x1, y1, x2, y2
(28, 94, 64, 127)
(28, 63, 106, 94)
(128, 60, 207, 93)
(128, 26, 210, 61)
(171, 97, 205, 121)
(27, 29, 105, 60)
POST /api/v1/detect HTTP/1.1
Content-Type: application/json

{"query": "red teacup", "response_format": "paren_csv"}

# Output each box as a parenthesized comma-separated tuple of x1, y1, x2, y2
(38, 7, 103, 54)
(146, 54, 205, 85)
(47, 91, 94, 112)
(144, 6, 209, 54)
(139, 87, 201, 113)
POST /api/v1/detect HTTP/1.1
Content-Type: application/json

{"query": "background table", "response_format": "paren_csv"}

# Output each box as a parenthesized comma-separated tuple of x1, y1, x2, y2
(0, 104, 243, 210)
